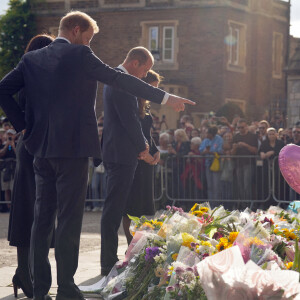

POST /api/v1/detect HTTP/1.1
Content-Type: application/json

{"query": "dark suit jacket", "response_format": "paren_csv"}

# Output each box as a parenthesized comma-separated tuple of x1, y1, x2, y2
(102, 68, 147, 165)
(0, 39, 165, 159)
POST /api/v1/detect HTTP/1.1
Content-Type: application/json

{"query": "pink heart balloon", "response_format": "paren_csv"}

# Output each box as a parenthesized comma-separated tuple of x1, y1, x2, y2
(279, 144, 300, 194)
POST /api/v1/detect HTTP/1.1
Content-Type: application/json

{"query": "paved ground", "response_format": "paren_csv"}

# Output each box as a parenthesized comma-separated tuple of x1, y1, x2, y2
(0, 211, 128, 300)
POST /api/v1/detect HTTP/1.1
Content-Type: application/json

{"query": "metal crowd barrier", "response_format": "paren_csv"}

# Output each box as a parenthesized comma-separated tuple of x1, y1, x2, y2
(163, 155, 269, 209)
(160, 154, 291, 209)
(85, 164, 164, 205)
(0, 155, 294, 210)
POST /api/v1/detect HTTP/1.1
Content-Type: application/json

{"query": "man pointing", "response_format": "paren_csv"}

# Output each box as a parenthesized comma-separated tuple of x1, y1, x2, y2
(0, 11, 195, 300)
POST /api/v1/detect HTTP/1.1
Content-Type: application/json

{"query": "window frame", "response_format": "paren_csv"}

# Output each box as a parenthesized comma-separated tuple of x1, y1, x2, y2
(149, 26, 159, 52)
(227, 20, 247, 73)
(272, 32, 283, 79)
(162, 26, 174, 62)
(140, 20, 179, 70)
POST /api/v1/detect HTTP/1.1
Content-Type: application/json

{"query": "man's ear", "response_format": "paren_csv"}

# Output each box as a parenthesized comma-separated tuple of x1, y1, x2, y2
(72, 25, 81, 37)
(132, 60, 139, 68)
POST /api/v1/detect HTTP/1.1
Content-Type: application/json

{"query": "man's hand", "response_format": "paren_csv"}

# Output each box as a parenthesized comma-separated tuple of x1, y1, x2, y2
(166, 95, 196, 112)
(143, 153, 155, 164)
(138, 143, 149, 160)
(238, 142, 248, 148)
(149, 151, 160, 165)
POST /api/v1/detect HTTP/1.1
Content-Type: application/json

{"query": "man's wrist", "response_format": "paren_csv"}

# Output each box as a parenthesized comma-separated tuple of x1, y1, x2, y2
(161, 92, 170, 105)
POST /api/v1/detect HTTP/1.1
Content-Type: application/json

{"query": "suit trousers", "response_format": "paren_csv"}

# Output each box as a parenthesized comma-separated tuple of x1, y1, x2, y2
(30, 157, 88, 298)
(101, 162, 137, 274)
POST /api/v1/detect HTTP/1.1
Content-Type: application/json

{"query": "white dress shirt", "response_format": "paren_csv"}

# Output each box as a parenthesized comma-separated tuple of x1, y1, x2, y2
(55, 37, 71, 44)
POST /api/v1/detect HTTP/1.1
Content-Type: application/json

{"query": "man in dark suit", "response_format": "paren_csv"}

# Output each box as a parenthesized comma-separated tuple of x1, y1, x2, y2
(101, 47, 156, 275)
(0, 11, 194, 300)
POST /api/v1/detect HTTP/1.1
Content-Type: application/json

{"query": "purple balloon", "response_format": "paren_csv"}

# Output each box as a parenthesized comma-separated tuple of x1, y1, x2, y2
(279, 144, 300, 194)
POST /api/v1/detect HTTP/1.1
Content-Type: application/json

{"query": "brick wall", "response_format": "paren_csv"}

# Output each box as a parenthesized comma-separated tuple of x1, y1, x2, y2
(34, 0, 289, 122)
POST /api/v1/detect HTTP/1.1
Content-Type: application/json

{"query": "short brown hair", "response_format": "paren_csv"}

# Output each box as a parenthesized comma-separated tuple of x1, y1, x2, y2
(143, 69, 163, 85)
(59, 11, 99, 34)
(125, 47, 153, 65)
(138, 70, 162, 118)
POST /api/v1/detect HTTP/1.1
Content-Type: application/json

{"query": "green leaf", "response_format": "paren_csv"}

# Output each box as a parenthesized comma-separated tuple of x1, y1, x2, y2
(208, 227, 218, 239)
(128, 214, 142, 226)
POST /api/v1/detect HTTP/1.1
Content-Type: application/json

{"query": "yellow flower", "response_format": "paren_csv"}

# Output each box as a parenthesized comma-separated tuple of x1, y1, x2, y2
(190, 205, 209, 217)
(220, 237, 229, 243)
(275, 228, 297, 241)
(201, 241, 212, 247)
(142, 222, 154, 229)
(172, 253, 178, 261)
(216, 238, 230, 251)
(192, 210, 204, 217)
(190, 203, 198, 212)
(181, 232, 197, 248)
(168, 266, 174, 276)
(248, 237, 264, 246)
(151, 220, 163, 227)
(228, 232, 239, 243)
(286, 262, 293, 269)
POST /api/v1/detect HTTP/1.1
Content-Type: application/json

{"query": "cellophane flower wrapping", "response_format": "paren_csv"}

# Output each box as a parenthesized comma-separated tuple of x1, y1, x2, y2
(81, 203, 300, 299)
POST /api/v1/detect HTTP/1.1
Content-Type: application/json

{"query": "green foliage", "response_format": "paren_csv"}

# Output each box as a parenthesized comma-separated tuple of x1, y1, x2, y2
(0, 0, 36, 78)
(215, 102, 244, 123)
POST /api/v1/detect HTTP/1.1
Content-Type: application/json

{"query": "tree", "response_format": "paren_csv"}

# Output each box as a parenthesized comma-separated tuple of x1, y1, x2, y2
(215, 102, 244, 123)
(0, 0, 35, 78)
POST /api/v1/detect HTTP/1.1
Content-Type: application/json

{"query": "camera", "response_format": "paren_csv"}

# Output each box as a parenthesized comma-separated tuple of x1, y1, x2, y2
(8, 137, 12, 141)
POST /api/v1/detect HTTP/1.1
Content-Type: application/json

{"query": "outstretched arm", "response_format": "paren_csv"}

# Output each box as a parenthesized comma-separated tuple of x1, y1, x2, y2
(83, 47, 196, 111)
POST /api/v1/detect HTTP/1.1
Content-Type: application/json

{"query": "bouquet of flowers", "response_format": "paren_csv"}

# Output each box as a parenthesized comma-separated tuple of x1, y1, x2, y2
(80, 203, 300, 299)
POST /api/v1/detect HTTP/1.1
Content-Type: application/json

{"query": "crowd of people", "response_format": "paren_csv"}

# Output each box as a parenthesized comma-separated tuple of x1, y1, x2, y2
(0, 118, 17, 212)
(85, 112, 298, 212)
(0, 104, 294, 218)
(2, 112, 298, 214)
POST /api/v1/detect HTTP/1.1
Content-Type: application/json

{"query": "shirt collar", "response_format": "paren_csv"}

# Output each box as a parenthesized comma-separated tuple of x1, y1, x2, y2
(55, 37, 71, 44)
(117, 65, 129, 74)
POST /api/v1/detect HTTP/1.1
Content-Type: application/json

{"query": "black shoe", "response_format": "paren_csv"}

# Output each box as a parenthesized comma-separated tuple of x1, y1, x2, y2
(101, 265, 114, 276)
(12, 274, 33, 298)
(33, 295, 52, 300)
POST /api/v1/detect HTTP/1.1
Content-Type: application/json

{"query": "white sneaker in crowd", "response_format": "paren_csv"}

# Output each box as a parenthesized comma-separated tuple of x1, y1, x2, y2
(92, 207, 102, 212)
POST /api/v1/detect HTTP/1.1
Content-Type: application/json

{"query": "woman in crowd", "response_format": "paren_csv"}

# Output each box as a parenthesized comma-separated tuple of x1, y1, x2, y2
(168, 129, 190, 156)
(157, 132, 170, 154)
(181, 137, 204, 199)
(7, 34, 55, 298)
(259, 127, 286, 209)
(122, 70, 162, 245)
(199, 126, 223, 207)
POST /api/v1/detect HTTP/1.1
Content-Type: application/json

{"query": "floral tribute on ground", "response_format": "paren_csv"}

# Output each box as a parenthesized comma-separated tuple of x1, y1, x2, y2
(80, 204, 300, 299)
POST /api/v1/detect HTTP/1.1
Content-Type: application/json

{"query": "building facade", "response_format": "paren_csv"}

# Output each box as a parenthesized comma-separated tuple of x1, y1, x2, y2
(32, 0, 290, 128)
